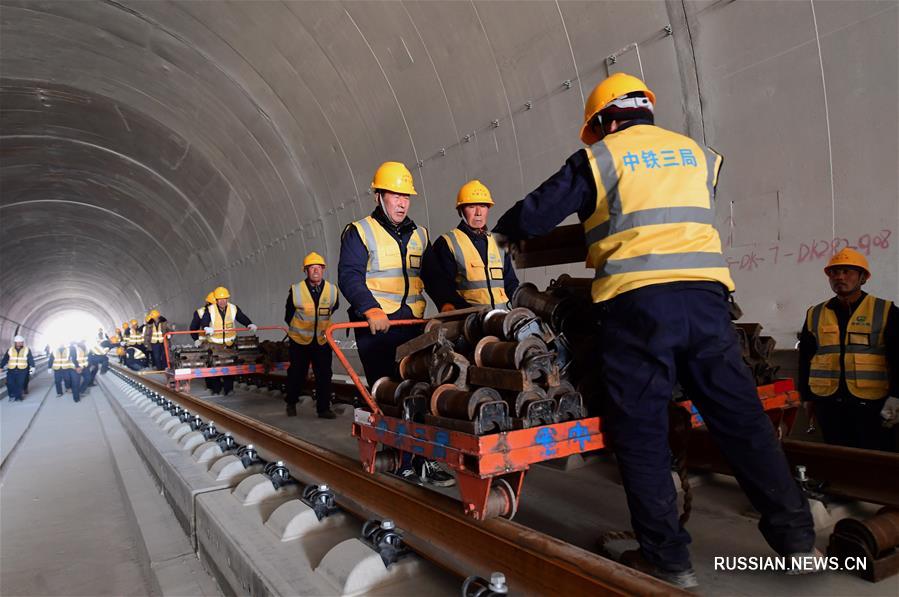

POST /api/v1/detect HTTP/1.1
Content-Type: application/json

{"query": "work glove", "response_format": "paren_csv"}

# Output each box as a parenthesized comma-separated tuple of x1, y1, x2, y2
(204, 327, 214, 336)
(880, 396, 899, 428)
(247, 324, 258, 332)
(364, 308, 391, 334)
(441, 303, 457, 313)
(29, 367, 35, 375)
(75, 367, 83, 374)
(193, 339, 204, 348)
(48, 369, 54, 376)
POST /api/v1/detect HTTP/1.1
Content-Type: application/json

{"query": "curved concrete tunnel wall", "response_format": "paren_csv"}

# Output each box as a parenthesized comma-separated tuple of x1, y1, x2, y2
(1, 0, 896, 347)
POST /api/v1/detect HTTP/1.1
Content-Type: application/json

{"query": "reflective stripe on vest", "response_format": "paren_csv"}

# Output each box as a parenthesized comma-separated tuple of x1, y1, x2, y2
(75, 348, 88, 368)
(91, 344, 108, 356)
(352, 216, 428, 317)
(127, 328, 142, 345)
(442, 228, 509, 308)
(150, 322, 164, 344)
(806, 295, 891, 400)
(131, 347, 146, 360)
(208, 303, 238, 345)
(288, 281, 336, 345)
(52, 348, 74, 370)
(6, 347, 30, 369)
(582, 125, 735, 302)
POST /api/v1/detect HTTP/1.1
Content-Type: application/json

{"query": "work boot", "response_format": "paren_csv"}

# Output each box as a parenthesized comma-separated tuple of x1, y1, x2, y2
(317, 410, 337, 420)
(286, 403, 297, 417)
(619, 550, 699, 590)
(418, 460, 456, 487)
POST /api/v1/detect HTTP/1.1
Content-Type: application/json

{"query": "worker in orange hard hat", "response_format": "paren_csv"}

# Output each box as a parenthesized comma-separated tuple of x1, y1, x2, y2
(197, 286, 256, 395)
(189, 291, 218, 391)
(492, 72, 816, 586)
(143, 309, 170, 370)
(284, 252, 339, 418)
(423, 180, 519, 311)
(799, 248, 898, 452)
(337, 161, 452, 488)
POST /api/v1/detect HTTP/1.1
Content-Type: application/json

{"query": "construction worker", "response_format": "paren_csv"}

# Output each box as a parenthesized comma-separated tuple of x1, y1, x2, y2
(87, 340, 110, 385)
(74, 341, 91, 393)
(48, 342, 81, 401)
(493, 73, 814, 587)
(338, 161, 454, 488)
(2, 335, 35, 401)
(126, 318, 145, 356)
(284, 252, 339, 418)
(144, 309, 170, 370)
(190, 291, 216, 391)
(198, 286, 256, 395)
(423, 180, 519, 311)
(798, 248, 898, 452)
(109, 328, 125, 364)
(124, 343, 149, 371)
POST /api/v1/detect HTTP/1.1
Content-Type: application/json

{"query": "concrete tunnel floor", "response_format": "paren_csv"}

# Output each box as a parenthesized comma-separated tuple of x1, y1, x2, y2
(147, 368, 896, 597)
(0, 372, 216, 596)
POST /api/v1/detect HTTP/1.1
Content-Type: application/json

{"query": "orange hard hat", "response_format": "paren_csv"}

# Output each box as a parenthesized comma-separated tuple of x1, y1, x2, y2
(825, 248, 871, 278)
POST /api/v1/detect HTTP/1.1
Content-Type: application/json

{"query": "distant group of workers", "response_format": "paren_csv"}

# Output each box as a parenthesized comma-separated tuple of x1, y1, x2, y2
(5, 72, 894, 590)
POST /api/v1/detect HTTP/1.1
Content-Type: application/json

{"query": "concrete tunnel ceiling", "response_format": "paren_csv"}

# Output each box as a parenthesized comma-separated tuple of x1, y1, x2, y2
(1, 0, 897, 347)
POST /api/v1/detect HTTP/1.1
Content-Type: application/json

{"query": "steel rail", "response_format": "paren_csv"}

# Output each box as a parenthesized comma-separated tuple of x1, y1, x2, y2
(113, 365, 680, 596)
(687, 429, 899, 507)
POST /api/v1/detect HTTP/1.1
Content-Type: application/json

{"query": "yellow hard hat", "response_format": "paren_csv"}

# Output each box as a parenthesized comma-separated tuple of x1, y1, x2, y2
(121, 321, 128, 329)
(371, 161, 417, 195)
(303, 252, 326, 268)
(145, 313, 151, 323)
(456, 179, 494, 208)
(149, 309, 160, 320)
(130, 319, 138, 326)
(213, 286, 231, 300)
(580, 73, 656, 145)
(205, 291, 215, 305)
(825, 248, 871, 278)
(114, 327, 121, 334)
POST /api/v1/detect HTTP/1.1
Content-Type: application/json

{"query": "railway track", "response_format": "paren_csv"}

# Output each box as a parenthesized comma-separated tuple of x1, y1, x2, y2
(109, 364, 678, 595)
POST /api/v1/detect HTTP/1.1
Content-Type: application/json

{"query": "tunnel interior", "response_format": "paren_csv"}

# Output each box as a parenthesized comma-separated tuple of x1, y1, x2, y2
(1, 0, 896, 348)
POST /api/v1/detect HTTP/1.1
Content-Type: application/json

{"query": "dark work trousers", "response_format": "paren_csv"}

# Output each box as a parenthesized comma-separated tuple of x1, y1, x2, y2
(208, 376, 234, 395)
(53, 369, 81, 401)
(125, 358, 147, 372)
(80, 368, 92, 393)
(597, 283, 814, 572)
(87, 355, 108, 386)
(151, 344, 166, 370)
(6, 369, 27, 400)
(23, 370, 30, 394)
(354, 323, 424, 386)
(286, 340, 334, 413)
(814, 396, 894, 452)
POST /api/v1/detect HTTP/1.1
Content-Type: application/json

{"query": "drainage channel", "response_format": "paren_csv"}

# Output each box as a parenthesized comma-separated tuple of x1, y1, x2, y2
(105, 365, 677, 596)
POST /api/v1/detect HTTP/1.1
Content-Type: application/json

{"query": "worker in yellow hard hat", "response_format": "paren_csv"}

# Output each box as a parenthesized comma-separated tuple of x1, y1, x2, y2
(284, 251, 339, 418)
(143, 309, 170, 370)
(125, 318, 144, 354)
(492, 72, 815, 585)
(799, 248, 897, 452)
(423, 180, 518, 311)
(197, 286, 256, 395)
(337, 161, 451, 487)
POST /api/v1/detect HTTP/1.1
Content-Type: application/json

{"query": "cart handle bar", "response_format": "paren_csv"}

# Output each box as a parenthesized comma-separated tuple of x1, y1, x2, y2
(162, 326, 289, 370)
(325, 320, 426, 415)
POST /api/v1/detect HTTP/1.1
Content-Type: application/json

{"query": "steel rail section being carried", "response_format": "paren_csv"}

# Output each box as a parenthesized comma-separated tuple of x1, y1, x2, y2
(112, 365, 679, 596)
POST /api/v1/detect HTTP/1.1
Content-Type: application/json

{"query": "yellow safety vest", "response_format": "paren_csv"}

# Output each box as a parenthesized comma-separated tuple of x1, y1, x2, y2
(442, 227, 509, 308)
(582, 125, 734, 303)
(131, 347, 146, 360)
(288, 281, 337, 345)
(6, 347, 30, 369)
(806, 295, 892, 400)
(52, 347, 74, 370)
(208, 303, 238, 345)
(90, 344, 108, 356)
(351, 215, 428, 317)
(149, 322, 164, 344)
(75, 347, 88, 368)
(127, 328, 142, 345)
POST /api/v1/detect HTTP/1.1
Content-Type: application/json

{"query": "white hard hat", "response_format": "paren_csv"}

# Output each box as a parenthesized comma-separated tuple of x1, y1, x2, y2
(13, 335, 25, 343)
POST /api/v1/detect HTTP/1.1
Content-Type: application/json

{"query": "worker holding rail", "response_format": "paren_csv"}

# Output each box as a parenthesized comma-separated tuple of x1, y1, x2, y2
(493, 73, 815, 588)
(143, 309, 170, 370)
(48, 341, 81, 402)
(423, 180, 519, 311)
(284, 252, 339, 419)
(798, 248, 898, 452)
(337, 161, 454, 488)
(198, 286, 257, 395)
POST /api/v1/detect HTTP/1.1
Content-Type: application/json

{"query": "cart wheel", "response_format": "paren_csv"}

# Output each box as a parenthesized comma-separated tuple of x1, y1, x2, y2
(485, 478, 519, 520)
